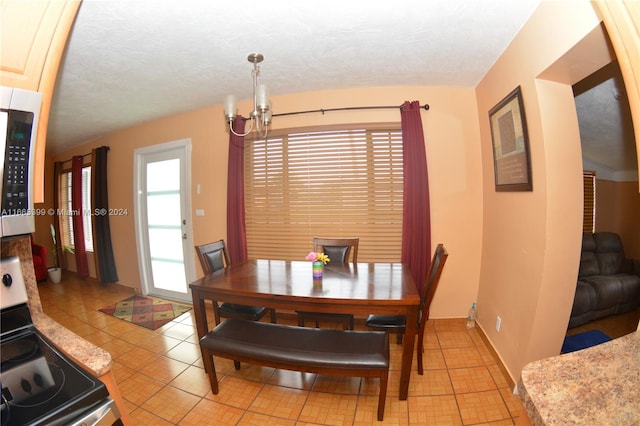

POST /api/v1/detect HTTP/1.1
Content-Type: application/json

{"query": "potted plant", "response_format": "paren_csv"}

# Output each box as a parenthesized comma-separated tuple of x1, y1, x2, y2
(48, 224, 62, 283)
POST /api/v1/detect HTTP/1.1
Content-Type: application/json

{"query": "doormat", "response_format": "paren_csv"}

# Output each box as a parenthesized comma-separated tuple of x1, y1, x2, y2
(98, 295, 192, 331)
(561, 330, 611, 353)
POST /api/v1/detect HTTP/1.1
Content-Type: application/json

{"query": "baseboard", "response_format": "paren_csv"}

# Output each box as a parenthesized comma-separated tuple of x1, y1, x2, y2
(476, 322, 518, 391)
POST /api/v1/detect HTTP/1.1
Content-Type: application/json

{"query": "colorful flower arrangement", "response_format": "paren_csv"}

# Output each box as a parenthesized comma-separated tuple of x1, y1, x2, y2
(306, 251, 330, 265)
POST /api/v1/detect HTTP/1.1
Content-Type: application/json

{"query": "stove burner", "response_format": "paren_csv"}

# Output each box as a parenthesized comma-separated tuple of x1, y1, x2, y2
(3, 361, 64, 408)
(0, 338, 38, 365)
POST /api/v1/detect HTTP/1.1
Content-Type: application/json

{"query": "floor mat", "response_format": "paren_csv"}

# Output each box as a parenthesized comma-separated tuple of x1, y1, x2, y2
(561, 329, 611, 353)
(98, 295, 191, 331)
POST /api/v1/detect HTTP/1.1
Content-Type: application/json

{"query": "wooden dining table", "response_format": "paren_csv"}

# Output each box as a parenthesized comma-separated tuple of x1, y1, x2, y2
(189, 259, 420, 400)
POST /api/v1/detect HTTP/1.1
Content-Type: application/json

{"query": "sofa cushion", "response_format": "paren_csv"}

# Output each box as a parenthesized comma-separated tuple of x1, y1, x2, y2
(578, 233, 600, 277)
(580, 275, 623, 309)
(570, 281, 597, 317)
(594, 232, 625, 275)
(579, 251, 600, 277)
(616, 274, 640, 314)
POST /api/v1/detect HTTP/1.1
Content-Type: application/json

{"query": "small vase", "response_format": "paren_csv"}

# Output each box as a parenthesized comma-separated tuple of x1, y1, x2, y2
(312, 261, 324, 278)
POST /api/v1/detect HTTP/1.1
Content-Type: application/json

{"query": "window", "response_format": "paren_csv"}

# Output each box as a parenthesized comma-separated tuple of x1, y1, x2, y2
(245, 125, 403, 262)
(583, 171, 596, 233)
(59, 166, 94, 251)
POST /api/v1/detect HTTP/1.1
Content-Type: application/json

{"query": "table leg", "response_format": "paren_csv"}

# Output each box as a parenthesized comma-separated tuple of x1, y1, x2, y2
(191, 291, 209, 339)
(191, 292, 213, 375)
(399, 307, 418, 400)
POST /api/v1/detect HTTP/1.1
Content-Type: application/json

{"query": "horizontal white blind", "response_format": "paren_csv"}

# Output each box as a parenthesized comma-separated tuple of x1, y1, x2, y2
(82, 167, 94, 251)
(59, 167, 93, 252)
(60, 171, 73, 248)
(245, 127, 403, 262)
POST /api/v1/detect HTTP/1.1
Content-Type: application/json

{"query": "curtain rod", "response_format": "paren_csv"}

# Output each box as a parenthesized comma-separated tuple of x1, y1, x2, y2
(240, 103, 430, 121)
(271, 103, 430, 119)
(57, 146, 110, 165)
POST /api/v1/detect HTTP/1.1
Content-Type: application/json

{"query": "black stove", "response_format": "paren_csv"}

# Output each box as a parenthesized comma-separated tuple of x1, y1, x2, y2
(1, 256, 121, 425)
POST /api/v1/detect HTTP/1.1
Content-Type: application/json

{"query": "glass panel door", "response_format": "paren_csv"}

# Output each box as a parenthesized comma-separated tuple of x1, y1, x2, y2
(146, 158, 186, 292)
(134, 139, 195, 302)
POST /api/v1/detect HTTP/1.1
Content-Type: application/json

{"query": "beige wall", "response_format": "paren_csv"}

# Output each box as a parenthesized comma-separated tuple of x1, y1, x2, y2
(475, 1, 614, 382)
(36, 86, 484, 318)
(595, 179, 640, 258)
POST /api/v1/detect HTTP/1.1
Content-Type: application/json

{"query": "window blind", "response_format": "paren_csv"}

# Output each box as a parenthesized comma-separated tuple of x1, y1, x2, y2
(82, 167, 94, 251)
(60, 171, 73, 248)
(59, 167, 94, 251)
(244, 126, 403, 262)
(583, 171, 596, 233)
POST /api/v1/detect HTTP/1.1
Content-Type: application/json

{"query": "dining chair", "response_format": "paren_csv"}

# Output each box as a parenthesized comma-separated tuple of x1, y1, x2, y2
(365, 243, 448, 375)
(195, 240, 276, 324)
(297, 237, 359, 330)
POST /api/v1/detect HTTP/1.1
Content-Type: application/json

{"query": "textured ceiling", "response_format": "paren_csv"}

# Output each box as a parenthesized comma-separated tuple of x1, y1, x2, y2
(574, 63, 638, 179)
(48, 0, 540, 151)
(46, 0, 636, 177)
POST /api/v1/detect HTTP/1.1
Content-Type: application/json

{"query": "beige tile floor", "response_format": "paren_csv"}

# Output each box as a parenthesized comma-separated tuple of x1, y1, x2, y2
(37, 274, 525, 425)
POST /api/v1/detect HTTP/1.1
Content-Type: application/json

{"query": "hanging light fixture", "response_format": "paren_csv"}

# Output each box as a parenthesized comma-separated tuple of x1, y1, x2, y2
(224, 53, 272, 138)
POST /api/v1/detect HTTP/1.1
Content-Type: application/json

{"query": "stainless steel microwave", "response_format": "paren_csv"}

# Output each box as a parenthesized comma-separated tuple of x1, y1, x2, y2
(0, 86, 42, 237)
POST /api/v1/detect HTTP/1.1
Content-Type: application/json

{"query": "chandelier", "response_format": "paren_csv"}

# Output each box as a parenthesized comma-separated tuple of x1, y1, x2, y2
(224, 53, 272, 138)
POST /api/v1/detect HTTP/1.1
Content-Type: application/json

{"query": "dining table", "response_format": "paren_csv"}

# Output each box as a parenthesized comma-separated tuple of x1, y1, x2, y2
(189, 259, 421, 400)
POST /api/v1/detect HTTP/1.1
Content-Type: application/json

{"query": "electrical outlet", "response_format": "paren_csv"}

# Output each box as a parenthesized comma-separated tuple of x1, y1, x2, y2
(496, 316, 502, 332)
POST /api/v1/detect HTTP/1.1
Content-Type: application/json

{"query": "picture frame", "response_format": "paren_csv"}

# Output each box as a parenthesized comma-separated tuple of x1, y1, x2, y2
(489, 86, 532, 191)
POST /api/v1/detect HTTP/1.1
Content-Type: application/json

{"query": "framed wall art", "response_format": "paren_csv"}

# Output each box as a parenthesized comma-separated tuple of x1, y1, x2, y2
(489, 86, 532, 191)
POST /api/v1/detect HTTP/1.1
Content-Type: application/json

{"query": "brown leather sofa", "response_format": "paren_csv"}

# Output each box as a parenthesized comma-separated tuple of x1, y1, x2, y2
(569, 232, 640, 328)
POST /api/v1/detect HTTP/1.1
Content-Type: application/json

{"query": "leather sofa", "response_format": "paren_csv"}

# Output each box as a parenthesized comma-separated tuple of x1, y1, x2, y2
(569, 232, 640, 328)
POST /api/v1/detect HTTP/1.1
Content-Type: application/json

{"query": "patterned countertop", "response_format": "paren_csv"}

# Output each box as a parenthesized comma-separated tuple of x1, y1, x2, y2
(519, 331, 639, 425)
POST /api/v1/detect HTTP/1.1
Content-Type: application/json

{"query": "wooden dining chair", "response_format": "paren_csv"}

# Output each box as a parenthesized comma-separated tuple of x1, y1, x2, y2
(297, 237, 359, 330)
(195, 240, 276, 324)
(365, 243, 448, 375)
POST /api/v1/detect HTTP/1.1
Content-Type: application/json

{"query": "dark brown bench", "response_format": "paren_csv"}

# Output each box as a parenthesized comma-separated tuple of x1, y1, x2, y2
(199, 318, 390, 421)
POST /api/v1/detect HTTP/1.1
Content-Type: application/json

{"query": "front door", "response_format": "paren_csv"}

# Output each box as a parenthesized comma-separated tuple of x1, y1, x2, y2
(134, 139, 195, 302)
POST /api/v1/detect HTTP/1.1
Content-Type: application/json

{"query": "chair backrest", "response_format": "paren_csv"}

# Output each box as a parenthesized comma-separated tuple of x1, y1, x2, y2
(195, 240, 230, 274)
(314, 237, 359, 264)
(419, 244, 448, 325)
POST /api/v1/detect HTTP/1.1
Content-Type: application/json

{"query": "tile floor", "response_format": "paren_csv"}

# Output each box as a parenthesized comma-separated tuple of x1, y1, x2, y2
(37, 274, 525, 425)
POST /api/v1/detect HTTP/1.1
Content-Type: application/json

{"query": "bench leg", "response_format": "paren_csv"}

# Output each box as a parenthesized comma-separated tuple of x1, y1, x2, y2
(201, 349, 220, 394)
(377, 372, 388, 421)
(233, 360, 241, 370)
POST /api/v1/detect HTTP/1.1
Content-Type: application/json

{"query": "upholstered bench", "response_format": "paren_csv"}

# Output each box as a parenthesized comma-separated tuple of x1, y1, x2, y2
(199, 318, 390, 421)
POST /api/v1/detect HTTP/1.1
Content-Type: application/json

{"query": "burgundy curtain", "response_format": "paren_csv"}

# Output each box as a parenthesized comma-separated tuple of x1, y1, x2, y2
(92, 146, 119, 283)
(71, 155, 89, 277)
(226, 116, 248, 263)
(400, 101, 431, 292)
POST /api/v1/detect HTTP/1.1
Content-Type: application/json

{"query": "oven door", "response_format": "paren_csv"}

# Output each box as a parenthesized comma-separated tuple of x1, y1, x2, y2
(68, 398, 122, 426)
